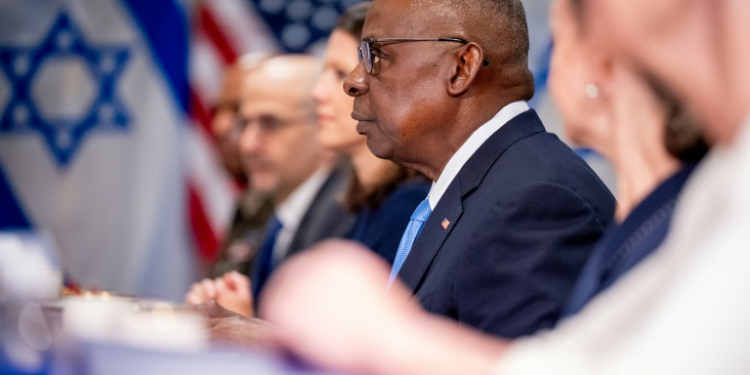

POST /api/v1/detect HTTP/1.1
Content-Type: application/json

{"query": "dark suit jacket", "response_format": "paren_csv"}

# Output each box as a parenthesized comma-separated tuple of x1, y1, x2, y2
(348, 180, 431, 265)
(285, 163, 356, 258)
(252, 163, 356, 301)
(397, 109, 616, 338)
(563, 163, 698, 316)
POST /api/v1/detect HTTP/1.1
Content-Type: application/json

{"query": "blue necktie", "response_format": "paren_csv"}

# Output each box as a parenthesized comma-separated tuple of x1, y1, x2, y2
(389, 199, 432, 285)
(252, 215, 283, 301)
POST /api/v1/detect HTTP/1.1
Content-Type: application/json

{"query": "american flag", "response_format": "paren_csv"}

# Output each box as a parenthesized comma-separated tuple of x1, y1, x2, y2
(186, 0, 367, 268)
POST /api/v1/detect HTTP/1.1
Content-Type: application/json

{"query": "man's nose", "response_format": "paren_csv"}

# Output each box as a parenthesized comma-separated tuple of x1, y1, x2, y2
(238, 122, 263, 156)
(343, 62, 368, 97)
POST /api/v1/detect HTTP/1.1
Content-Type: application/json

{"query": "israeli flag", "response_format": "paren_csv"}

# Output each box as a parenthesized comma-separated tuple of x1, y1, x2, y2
(0, 0, 196, 301)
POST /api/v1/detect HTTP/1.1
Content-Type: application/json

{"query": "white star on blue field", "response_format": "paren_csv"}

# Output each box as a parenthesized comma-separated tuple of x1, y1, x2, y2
(0, 12, 130, 167)
(251, 0, 364, 51)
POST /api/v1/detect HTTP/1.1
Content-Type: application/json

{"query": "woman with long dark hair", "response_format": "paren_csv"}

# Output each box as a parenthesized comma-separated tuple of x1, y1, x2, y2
(314, 2, 430, 265)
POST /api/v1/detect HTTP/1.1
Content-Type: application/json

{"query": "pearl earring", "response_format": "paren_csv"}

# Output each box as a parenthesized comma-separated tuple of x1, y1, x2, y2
(585, 83, 600, 99)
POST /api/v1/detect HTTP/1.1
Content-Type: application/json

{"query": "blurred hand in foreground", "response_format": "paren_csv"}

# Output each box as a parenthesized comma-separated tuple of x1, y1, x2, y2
(180, 300, 238, 319)
(260, 240, 417, 372)
(206, 315, 276, 348)
(261, 240, 508, 375)
(180, 300, 275, 348)
(184, 271, 253, 317)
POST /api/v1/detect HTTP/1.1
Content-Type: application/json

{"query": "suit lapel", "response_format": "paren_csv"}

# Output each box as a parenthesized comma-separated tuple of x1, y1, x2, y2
(396, 109, 546, 294)
(457, 109, 545, 198)
(398, 179, 463, 293)
(287, 162, 350, 256)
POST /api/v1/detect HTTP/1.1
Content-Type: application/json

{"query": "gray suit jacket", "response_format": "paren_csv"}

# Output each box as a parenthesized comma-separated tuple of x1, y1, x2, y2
(286, 162, 356, 257)
(251, 161, 356, 307)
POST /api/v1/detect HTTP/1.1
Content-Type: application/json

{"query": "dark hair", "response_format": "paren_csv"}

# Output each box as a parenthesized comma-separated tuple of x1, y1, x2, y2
(484, 0, 531, 67)
(467, 0, 535, 100)
(335, 1, 371, 40)
(344, 164, 426, 213)
(642, 73, 710, 162)
(569, 0, 586, 22)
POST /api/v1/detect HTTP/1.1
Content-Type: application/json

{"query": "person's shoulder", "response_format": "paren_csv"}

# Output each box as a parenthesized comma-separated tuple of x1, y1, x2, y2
(375, 179, 430, 216)
(497, 131, 608, 190)
(388, 179, 431, 201)
(467, 110, 595, 188)
(472, 134, 615, 226)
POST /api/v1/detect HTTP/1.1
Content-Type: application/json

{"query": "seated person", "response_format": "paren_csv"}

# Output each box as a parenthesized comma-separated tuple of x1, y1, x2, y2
(185, 55, 355, 317)
(313, 2, 431, 265)
(339, 0, 614, 338)
(193, 0, 616, 341)
(547, 0, 708, 315)
(208, 53, 275, 279)
(258, 0, 730, 373)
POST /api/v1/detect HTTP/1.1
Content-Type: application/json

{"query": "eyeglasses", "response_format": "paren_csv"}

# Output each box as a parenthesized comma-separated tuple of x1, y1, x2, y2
(232, 113, 312, 137)
(358, 37, 490, 73)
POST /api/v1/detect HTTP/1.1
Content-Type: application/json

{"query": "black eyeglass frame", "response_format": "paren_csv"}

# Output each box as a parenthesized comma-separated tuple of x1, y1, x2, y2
(358, 37, 490, 73)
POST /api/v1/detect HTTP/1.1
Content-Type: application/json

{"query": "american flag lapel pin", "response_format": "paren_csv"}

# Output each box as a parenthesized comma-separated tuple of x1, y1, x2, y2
(441, 218, 450, 230)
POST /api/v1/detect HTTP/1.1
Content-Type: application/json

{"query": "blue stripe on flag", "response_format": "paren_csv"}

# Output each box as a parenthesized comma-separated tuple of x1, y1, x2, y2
(121, 0, 189, 114)
(0, 163, 31, 229)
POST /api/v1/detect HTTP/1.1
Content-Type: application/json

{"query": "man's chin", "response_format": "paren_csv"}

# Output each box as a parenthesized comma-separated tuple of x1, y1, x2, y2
(249, 178, 278, 197)
(365, 139, 394, 161)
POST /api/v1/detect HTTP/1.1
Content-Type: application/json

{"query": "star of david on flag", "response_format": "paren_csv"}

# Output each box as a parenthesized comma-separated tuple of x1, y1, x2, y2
(0, 0, 229, 301)
(0, 13, 130, 166)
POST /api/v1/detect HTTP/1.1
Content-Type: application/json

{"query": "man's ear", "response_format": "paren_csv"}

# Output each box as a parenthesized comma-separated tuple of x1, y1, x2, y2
(448, 43, 484, 96)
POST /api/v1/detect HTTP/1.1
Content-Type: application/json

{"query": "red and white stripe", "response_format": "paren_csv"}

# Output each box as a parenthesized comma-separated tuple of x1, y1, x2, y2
(186, 0, 278, 265)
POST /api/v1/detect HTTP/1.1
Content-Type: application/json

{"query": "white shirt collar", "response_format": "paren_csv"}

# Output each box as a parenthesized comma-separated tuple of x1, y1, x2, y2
(273, 165, 331, 260)
(427, 101, 530, 209)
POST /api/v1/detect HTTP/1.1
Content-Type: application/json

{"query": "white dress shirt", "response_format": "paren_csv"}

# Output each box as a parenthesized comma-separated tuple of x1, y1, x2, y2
(427, 101, 530, 209)
(272, 166, 330, 264)
(496, 117, 750, 375)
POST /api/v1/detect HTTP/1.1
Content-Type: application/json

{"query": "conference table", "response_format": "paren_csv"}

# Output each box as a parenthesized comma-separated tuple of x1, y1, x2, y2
(1, 296, 336, 375)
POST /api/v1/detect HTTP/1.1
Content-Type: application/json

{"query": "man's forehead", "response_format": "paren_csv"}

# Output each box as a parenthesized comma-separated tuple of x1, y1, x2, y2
(244, 70, 304, 98)
(363, 0, 449, 38)
(242, 84, 304, 114)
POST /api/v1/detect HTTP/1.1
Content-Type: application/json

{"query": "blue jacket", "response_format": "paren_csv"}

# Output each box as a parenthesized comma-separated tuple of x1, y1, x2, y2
(396, 109, 616, 338)
(563, 163, 698, 316)
(348, 180, 431, 265)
